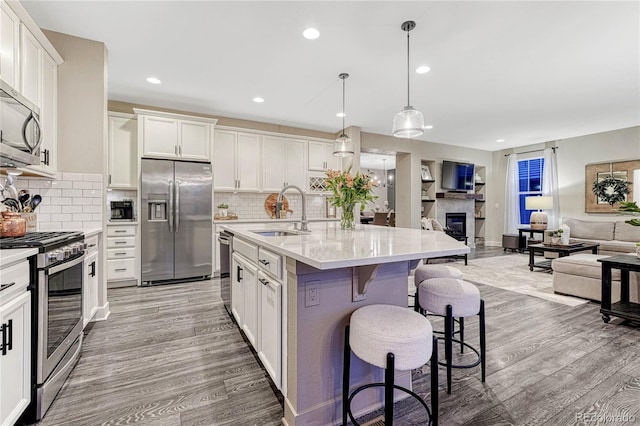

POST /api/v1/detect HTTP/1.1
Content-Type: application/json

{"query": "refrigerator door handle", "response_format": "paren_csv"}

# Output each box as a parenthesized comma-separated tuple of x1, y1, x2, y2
(168, 179, 174, 233)
(175, 180, 181, 232)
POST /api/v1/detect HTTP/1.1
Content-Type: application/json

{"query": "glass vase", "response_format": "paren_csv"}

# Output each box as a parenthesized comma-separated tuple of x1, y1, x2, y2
(340, 203, 356, 230)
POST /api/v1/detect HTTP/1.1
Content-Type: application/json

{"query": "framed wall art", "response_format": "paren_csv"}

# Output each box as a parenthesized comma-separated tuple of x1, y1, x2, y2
(585, 159, 640, 213)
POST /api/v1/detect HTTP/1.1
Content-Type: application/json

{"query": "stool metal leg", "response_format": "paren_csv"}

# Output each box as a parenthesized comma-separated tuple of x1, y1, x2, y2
(445, 305, 454, 394)
(479, 300, 486, 382)
(414, 288, 420, 313)
(343, 325, 351, 426)
(430, 335, 439, 426)
(385, 353, 395, 425)
(459, 317, 465, 354)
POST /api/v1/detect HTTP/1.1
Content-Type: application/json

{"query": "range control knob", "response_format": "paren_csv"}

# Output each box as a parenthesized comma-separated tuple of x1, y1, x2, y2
(48, 251, 59, 262)
(56, 250, 65, 261)
(63, 248, 72, 259)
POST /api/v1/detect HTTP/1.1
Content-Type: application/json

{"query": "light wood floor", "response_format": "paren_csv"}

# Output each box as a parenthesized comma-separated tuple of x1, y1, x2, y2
(37, 251, 640, 425)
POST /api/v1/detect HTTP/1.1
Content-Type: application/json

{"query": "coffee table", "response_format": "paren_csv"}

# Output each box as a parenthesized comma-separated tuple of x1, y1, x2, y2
(528, 242, 599, 271)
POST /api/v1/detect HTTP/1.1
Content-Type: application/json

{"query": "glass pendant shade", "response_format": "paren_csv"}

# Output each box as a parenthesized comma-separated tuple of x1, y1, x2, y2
(333, 134, 354, 157)
(392, 106, 424, 138)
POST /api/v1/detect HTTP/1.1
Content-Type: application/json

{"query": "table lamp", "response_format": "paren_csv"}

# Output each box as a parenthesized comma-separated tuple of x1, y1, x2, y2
(525, 196, 553, 230)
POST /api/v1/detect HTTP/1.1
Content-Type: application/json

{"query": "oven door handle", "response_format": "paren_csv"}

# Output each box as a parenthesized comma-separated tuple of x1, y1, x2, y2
(49, 254, 86, 275)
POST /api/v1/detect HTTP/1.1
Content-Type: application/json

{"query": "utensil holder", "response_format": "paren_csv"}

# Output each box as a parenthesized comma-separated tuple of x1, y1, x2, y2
(20, 212, 37, 232)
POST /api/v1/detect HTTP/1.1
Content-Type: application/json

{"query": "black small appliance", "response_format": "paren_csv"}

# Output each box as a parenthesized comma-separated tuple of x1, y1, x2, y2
(110, 200, 134, 220)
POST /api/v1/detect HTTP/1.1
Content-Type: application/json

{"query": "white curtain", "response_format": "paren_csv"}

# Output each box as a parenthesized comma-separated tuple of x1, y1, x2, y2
(505, 153, 520, 234)
(542, 148, 560, 228)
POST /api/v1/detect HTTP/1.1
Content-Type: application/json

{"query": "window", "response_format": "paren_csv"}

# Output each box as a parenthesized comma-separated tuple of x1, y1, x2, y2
(518, 158, 544, 224)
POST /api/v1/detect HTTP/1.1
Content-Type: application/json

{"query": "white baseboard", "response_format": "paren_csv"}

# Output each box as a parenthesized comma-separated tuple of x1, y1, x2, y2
(93, 302, 110, 321)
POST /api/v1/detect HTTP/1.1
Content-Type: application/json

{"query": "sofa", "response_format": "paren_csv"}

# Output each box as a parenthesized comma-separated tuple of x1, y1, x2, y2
(551, 217, 639, 302)
(560, 217, 640, 255)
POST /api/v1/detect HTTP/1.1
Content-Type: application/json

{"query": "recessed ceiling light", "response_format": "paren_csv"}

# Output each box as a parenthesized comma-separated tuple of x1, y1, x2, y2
(303, 28, 320, 40)
(253, 97, 265, 103)
(496, 139, 505, 142)
(416, 65, 431, 74)
(423, 125, 434, 129)
(336, 112, 346, 118)
(146, 77, 161, 85)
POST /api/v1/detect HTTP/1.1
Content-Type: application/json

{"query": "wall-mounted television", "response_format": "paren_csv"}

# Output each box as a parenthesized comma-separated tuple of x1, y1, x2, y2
(441, 160, 475, 191)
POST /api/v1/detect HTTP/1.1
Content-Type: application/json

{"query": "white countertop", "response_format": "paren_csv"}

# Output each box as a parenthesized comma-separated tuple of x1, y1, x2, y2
(0, 248, 39, 266)
(83, 228, 103, 237)
(220, 222, 469, 270)
(213, 218, 339, 224)
(107, 221, 138, 226)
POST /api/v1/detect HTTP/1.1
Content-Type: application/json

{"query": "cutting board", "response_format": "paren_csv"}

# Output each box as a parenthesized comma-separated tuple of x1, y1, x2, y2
(264, 193, 292, 218)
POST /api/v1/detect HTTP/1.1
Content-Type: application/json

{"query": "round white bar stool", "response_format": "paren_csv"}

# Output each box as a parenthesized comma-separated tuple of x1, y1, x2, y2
(343, 304, 438, 426)
(418, 278, 486, 394)
(414, 265, 463, 287)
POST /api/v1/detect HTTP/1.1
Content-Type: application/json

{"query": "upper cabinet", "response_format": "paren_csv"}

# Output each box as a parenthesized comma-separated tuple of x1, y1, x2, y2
(107, 112, 137, 189)
(19, 24, 41, 106)
(0, 1, 20, 89)
(308, 140, 341, 172)
(135, 109, 216, 162)
(4, 0, 63, 178)
(213, 129, 261, 191)
(262, 136, 306, 192)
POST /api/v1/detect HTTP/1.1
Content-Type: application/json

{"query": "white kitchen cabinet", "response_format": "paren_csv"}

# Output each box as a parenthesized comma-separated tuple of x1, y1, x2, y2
(213, 129, 261, 191)
(19, 23, 41, 107)
(137, 109, 215, 162)
(83, 234, 99, 328)
(0, 260, 31, 426)
(0, 0, 20, 90)
(258, 270, 282, 388)
(262, 136, 306, 192)
(231, 251, 259, 349)
(106, 224, 137, 284)
(308, 140, 341, 172)
(108, 113, 138, 188)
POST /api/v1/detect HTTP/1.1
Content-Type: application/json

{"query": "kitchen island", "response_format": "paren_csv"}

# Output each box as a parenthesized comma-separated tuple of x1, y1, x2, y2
(219, 221, 469, 425)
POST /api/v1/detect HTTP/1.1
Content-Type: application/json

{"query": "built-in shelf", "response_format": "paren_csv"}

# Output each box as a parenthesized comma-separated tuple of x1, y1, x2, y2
(475, 182, 485, 186)
(475, 217, 486, 220)
(475, 200, 485, 203)
(422, 198, 436, 202)
(421, 179, 435, 183)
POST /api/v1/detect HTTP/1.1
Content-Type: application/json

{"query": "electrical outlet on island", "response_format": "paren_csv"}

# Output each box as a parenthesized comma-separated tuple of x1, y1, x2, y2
(305, 281, 320, 307)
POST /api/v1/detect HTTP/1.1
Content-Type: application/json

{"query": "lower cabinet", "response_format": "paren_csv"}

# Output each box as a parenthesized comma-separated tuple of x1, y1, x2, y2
(258, 270, 282, 387)
(0, 260, 31, 426)
(231, 239, 283, 390)
(106, 224, 137, 285)
(231, 252, 258, 347)
(83, 248, 99, 328)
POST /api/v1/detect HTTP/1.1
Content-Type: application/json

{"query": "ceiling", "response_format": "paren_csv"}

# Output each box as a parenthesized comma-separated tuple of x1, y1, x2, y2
(23, 1, 640, 152)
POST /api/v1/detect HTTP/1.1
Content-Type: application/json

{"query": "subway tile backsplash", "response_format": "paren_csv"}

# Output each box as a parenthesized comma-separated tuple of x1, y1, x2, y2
(214, 192, 329, 220)
(17, 172, 103, 231)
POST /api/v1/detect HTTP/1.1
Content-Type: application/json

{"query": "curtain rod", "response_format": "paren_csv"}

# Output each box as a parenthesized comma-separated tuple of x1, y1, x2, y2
(504, 146, 558, 157)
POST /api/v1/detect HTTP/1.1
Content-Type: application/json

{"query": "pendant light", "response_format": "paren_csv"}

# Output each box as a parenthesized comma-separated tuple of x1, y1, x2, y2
(392, 20, 424, 138)
(382, 158, 387, 188)
(333, 73, 354, 157)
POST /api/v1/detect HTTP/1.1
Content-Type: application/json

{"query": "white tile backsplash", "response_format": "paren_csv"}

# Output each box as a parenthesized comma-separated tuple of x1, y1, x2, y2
(12, 173, 103, 231)
(214, 192, 329, 220)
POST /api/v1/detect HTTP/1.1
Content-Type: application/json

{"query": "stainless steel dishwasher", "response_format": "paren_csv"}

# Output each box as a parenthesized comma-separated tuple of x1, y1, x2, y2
(218, 231, 232, 315)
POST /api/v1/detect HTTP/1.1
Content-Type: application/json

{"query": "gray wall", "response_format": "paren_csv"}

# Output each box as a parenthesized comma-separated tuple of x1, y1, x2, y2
(44, 30, 107, 174)
(361, 132, 494, 231)
(491, 126, 640, 245)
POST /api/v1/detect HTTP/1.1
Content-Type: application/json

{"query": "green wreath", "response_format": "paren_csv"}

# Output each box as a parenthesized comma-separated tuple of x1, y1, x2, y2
(592, 176, 629, 206)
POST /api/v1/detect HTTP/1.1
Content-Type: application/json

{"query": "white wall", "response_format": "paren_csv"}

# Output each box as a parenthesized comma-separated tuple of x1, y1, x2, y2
(491, 126, 640, 244)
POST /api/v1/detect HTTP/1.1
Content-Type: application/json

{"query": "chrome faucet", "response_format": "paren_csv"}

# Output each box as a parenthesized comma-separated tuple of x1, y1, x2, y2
(276, 185, 308, 232)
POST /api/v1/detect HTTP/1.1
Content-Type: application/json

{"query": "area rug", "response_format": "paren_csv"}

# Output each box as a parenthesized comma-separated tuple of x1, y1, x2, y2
(410, 253, 589, 307)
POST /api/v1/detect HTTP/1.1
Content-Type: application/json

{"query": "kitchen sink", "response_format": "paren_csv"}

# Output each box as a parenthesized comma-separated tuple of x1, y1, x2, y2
(251, 230, 304, 237)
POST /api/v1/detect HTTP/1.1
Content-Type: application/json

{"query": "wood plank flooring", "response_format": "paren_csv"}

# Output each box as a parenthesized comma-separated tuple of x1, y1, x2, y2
(36, 251, 640, 425)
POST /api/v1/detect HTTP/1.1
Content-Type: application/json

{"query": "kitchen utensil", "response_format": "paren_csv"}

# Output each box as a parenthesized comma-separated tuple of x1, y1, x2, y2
(2, 198, 20, 212)
(19, 193, 30, 210)
(30, 194, 42, 211)
(0, 211, 27, 237)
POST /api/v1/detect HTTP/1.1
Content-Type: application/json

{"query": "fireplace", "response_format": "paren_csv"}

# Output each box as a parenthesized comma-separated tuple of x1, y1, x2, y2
(446, 212, 467, 238)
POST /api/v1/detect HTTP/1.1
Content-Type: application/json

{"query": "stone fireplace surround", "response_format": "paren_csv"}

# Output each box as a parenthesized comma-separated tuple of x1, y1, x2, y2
(435, 198, 475, 248)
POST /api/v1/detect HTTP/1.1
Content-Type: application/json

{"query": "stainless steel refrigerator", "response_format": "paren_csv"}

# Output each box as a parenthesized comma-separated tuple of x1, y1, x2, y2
(141, 159, 212, 285)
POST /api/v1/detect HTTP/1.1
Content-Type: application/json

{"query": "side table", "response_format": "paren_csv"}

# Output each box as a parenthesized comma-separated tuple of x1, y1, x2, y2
(598, 254, 640, 324)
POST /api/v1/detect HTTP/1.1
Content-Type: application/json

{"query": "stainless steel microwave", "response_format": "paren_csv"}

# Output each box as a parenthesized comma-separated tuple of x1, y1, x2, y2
(0, 79, 42, 168)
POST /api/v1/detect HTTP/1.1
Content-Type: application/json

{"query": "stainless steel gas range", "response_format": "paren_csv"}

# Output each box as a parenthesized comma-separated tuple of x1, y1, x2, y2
(0, 231, 85, 421)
